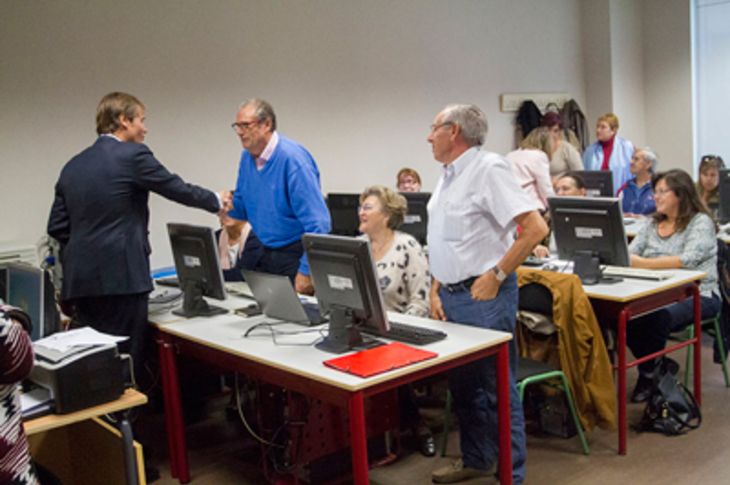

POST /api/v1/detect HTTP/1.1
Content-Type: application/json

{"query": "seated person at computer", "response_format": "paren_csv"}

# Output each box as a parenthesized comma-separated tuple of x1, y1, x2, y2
(617, 147, 658, 217)
(1, 306, 38, 485)
(358, 185, 433, 454)
(532, 173, 587, 258)
(505, 126, 555, 211)
(696, 154, 725, 216)
(216, 212, 263, 281)
(396, 167, 422, 193)
(582, 113, 634, 195)
(626, 169, 720, 402)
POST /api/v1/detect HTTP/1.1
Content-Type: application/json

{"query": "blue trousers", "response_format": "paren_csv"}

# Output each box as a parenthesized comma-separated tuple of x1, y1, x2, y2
(440, 273, 527, 484)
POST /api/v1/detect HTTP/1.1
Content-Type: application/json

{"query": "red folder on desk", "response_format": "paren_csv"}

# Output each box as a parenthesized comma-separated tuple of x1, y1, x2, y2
(323, 342, 438, 378)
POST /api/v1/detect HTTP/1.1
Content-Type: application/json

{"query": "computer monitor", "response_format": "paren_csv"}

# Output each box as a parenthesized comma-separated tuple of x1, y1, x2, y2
(548, 196, 630, 267)
(399, 192, 431, 246)
(302, 233, 389, 353)
(327, 193, 361, 236)
(6, 263, 59, 341)
(573, 170, 614, 197)
(718, 169, 730, 222)
(167, 223, 228, 318)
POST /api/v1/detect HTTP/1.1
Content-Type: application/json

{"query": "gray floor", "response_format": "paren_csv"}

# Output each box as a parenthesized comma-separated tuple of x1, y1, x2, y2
(147, 337, 730, 484)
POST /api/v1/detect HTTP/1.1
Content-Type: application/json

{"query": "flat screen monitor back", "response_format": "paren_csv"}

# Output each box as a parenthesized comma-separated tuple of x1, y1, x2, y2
(400, 192, 430, 246)
(548, 196, 629, 266)
(302, 233, 389, 353)
(6, 263, 58, 341)
(718, 169, 730, 222)
(573, 170, 614, 197)
(327, 193, 361, 236)
(168, 223, 227, 317)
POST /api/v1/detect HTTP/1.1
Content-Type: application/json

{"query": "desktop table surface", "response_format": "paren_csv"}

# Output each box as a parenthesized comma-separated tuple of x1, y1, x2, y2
(152, 293, 512, 393)
(23, 388, 148, 435)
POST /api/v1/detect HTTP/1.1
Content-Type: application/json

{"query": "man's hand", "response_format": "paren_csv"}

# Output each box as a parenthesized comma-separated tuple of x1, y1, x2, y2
(295, 273, 315, 295)
(218, 190, 233, 213)
(470, 271, 499, 301)
(430, 281, 446, 321)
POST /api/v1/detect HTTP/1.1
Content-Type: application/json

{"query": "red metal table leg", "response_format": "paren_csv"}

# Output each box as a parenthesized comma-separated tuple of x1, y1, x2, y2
(617, 308, 629, 455)
(693, 285, 702, 405)
(158, 338, 179, 478)
(348, 391, 369, 485)
(496, 342, 513, 485)
(159, 336, 190, 483)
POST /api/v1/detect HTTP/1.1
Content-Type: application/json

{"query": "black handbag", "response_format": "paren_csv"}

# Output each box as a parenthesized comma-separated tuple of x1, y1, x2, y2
(637, 370, 701, 436)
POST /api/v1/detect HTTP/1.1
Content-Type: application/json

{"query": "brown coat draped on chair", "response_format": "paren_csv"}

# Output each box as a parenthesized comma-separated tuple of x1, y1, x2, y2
(517, 268, 617, 431)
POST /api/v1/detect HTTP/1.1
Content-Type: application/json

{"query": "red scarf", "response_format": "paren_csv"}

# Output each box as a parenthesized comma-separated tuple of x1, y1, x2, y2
(600, 136, 615, 171)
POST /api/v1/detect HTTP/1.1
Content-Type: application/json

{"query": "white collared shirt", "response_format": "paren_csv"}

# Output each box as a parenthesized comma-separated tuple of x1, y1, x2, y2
(255, 131, 279, 170)
(427, 147, 538, 284)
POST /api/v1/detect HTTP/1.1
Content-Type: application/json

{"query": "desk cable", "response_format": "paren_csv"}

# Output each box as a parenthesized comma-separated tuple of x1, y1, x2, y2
(243, 322, 325, 346)
(234, 373, 285, 448)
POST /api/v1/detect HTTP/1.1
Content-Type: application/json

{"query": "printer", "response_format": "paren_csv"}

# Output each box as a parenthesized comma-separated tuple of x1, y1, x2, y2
(29, 343, 125, 414)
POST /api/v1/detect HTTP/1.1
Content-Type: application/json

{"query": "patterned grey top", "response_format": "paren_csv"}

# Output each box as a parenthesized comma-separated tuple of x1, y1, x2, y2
(629, 212, 717, 296)
(374, 231, 431, 317)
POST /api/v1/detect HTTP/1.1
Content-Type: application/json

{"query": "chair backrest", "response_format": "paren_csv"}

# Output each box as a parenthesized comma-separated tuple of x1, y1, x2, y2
(519, 282, 554, 317)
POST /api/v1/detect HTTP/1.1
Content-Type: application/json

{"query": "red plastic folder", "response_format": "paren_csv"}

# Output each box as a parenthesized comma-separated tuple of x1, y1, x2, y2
(323, 342, 438, 378)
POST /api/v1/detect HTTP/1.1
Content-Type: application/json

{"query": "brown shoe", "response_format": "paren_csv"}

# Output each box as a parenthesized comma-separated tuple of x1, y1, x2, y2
(432, 458, 494, 483)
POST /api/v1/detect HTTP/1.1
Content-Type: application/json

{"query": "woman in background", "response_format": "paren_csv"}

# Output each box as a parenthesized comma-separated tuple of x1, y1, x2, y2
(396, 167, 422, 193)
(358, 185, 433, 455)
(506, 127, 555, 211)
(627, 170, 720, 402)
(696, 154, 725, 216)
(540, 112, 583, 176)
(582, 113, 634, 195)
(617, 147, 658, 217)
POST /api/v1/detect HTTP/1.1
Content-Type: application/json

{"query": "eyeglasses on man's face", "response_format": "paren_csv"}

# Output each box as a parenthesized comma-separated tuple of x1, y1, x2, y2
(429, 121, 453, 133)
(231, 120, 261, 132)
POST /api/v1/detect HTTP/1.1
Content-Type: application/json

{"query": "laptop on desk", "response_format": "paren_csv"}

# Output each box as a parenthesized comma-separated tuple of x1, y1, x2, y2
(241, 270, 328, 326)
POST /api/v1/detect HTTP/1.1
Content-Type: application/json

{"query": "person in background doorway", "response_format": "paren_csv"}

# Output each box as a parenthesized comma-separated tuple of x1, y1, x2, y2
(397, 167, 423, 192)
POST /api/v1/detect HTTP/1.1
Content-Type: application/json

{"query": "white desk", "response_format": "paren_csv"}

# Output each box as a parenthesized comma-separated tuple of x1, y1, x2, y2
(153, 296, 514, 484)
(519, 266, 705, 455)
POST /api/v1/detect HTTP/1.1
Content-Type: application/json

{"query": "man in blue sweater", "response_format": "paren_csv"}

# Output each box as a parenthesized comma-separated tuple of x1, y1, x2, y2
(229, 99, 331, 294)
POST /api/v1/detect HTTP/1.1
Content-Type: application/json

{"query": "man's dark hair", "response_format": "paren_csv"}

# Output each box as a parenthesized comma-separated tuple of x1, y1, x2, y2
(96, 92, 145, 135)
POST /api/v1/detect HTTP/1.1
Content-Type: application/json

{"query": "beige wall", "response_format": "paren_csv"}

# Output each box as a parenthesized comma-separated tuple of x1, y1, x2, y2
(1, 0, 587, 268)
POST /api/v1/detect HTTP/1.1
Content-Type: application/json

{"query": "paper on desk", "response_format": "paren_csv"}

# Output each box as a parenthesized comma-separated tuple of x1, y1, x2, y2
(20, 385, 52, 413)
(34, 327, 128, 353)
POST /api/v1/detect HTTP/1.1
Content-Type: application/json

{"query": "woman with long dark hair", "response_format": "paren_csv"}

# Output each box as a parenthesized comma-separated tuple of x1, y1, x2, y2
(627, 169, 720, 402)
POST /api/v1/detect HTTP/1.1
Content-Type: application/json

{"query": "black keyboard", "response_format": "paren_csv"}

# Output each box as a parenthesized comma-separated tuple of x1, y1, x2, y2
(365, 321, 447, 345)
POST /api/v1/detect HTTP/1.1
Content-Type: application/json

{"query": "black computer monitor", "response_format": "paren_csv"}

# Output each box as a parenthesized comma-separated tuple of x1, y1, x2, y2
(6, 263, 59, 341)
(399, 192, 431, 246)
(167, 223, 228, 318)
(548, 196, 630, 268)
(302, 233, 389, 353)
(717, 169, 730, 222)
(573, 170, 614, 197)
(327, 193, 361, 236)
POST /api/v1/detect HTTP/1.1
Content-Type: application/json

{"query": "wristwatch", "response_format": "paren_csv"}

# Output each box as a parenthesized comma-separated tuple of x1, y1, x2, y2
(491, 265, 507, 283)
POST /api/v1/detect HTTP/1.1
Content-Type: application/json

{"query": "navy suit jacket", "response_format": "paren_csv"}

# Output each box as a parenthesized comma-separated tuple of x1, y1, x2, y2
(48, 136, 220, 300)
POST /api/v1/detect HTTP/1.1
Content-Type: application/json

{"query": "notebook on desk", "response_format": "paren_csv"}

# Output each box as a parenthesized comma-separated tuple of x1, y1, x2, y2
(323, 342, 438, 378)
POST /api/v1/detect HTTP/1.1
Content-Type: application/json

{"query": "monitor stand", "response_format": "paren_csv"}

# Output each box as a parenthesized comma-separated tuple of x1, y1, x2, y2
(572, 251, 622, 285)
(316, 305, 381, 354)
(173, 280, 228, 318)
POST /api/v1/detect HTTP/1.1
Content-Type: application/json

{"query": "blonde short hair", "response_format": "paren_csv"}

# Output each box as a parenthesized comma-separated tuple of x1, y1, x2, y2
(359, 185, 407, 230)
(520, 126, 554, 156)
(597, 113, 619, 131)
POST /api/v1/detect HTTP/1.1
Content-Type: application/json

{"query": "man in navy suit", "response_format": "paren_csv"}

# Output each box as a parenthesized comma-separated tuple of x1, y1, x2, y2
(47, 92, 229, 380)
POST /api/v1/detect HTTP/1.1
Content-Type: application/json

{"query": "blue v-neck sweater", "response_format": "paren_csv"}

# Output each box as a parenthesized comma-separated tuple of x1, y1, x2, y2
(230, 135, 331, 275)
